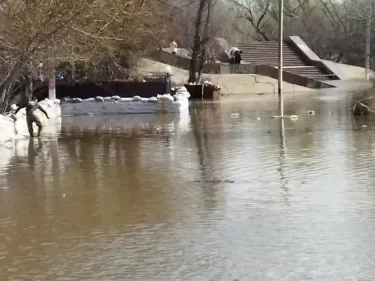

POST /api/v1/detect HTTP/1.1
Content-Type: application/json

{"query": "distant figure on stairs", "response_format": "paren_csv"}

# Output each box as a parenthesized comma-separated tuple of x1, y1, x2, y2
(170, 40, 178, 54)
(229, 47, 242, 64)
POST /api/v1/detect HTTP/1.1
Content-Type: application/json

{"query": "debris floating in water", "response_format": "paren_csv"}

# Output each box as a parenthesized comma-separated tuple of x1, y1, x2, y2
(289, 115, 299, 121)
(193, 179, 235, 183)
(308, 111, 316, 115)
(272, 115, 299, 120)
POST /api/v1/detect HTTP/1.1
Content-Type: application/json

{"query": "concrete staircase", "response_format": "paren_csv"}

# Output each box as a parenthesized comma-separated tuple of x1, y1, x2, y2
(285, 66, 335, 81)
(237, 41, 338, 81)
(146, 36, 340, 89)
(239, 42, 306, 66)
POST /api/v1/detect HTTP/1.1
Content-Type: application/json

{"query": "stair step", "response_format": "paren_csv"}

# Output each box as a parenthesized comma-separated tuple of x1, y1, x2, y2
(236, 41, 335, 79)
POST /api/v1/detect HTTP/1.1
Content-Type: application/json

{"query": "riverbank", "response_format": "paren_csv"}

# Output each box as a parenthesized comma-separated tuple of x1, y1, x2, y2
(134, 58, 317, 95)
(135, 58, 375, 96)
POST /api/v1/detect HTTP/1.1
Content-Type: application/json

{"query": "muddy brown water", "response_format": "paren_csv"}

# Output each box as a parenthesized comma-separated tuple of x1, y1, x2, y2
(1, 90, 375, 281)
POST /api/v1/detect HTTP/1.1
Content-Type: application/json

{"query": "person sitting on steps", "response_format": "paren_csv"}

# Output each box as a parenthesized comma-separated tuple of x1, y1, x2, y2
(14, 97, 50, 137)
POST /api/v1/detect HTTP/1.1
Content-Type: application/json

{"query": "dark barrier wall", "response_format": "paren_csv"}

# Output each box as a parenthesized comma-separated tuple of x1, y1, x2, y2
(34, 78, 171, 100)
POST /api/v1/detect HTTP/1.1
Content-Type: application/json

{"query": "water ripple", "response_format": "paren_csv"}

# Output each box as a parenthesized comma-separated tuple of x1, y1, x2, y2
(1, 93, 375, 280)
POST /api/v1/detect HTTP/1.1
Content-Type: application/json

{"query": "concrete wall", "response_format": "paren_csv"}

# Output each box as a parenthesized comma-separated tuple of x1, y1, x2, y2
(135, 58, 316, 94)
(322, 60, 375, 80)
(60, 94, 190, 116)
(286, 36, 340, 80)
(147, 49, 221, 74)
(287, 36, 321, 62)
(61, 112, 191, 135)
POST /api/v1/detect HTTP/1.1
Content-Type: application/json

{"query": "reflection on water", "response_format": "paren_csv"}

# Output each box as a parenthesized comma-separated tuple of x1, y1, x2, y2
(1, 92, 375, 280)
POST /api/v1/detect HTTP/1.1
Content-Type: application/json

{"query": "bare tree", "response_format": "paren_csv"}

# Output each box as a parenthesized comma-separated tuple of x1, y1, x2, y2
(189, 0, 211, 83)
(232, 0, 309, 41)
(0, 0, 168, 113)
(233, 0, 273, 41)
(231, 0, 374, 67)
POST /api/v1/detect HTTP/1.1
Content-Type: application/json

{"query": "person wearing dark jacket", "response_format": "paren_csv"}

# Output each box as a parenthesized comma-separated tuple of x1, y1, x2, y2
(15, 97, 50, 137)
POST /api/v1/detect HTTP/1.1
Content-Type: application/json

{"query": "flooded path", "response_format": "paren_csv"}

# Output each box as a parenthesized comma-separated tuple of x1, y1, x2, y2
(1, 91, 375, 280)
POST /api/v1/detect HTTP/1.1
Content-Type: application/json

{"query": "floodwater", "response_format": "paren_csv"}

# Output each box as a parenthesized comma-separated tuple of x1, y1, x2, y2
(1, 90, 375, 281)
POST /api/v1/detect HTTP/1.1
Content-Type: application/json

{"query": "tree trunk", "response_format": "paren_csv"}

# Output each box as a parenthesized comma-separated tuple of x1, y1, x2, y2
(197, 45, 206, 82)
(189, 0, 207, 83)
(0, 87, 7, 114)
(24, 73, 33, 100)
(197, 0, 212, 82)
(0, 79, 18, 114)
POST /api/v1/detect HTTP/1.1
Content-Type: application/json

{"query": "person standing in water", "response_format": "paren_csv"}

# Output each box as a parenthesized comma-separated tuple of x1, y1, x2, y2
(14, 97, 50, 137)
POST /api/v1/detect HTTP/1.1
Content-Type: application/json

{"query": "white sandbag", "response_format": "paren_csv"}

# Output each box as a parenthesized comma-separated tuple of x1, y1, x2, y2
(158, 94, 174, 102)
(72, 98, 82, 103)
(119, 98, 132, 102)
(148, 97, 158, 102)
